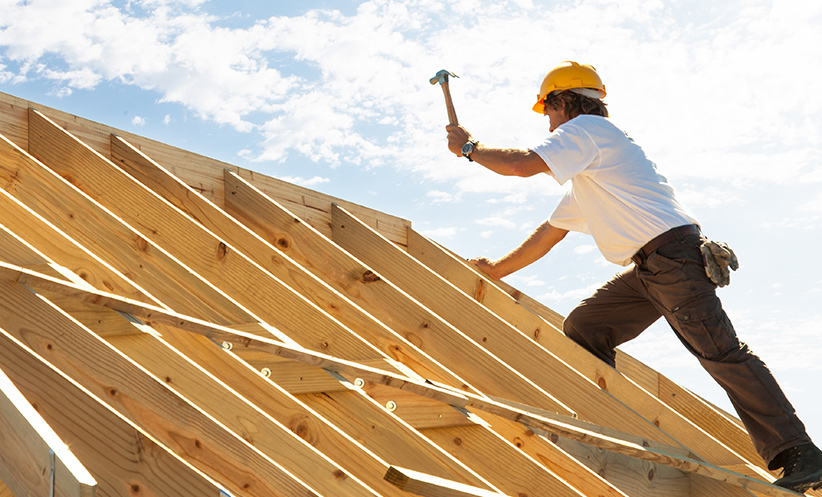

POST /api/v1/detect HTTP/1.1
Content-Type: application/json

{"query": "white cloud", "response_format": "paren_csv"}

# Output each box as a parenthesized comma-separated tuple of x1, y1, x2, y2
(6, 0, 815, 207)
(131, 115, 146, 126)
(536, 282, 601, 303)
(277, 175, 330, 187)
(426, 190, 460, 203)
(800, 193, 822, 215)
(475, 216, 516, 229)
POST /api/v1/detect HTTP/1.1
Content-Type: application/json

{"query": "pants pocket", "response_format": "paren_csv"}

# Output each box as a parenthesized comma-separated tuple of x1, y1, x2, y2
(668, 295, 740, 360)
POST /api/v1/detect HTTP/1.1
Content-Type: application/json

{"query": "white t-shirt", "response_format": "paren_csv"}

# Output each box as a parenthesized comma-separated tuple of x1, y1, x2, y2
(531, 115, 699, 266)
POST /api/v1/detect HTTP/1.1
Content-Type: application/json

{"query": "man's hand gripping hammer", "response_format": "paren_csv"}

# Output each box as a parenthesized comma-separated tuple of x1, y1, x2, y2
(430, 69, 459, 125)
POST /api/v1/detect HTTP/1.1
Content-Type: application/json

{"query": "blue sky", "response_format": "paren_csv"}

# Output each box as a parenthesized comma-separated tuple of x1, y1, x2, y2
(2, 0, 821, 449)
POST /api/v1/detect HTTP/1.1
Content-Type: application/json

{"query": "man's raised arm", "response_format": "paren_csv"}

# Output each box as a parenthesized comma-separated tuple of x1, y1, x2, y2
(446, 124, 550, 177)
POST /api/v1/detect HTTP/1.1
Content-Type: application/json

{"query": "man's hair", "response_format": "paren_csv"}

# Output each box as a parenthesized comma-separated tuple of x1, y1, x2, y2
(544, 90, 609, 118)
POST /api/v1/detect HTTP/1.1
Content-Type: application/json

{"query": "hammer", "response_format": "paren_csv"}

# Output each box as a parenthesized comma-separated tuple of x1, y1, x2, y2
(430, 69, 459, 125)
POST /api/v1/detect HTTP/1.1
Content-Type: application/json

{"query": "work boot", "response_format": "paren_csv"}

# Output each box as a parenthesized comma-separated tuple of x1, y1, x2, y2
(772, 443, 822, 493)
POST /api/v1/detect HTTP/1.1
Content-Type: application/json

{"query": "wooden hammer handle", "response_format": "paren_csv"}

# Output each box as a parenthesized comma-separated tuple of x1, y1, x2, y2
(440, 81, 459, 126)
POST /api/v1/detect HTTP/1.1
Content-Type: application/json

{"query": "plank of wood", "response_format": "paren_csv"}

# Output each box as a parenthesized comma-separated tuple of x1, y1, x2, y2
(419, 424, 585, 497)
(0, 91, 411, 246)
(0, 264, 706, 459)
(109, 135, 462, 386)
(27, 109, 384, 362)
(0, 328, 223, 497)
(0, 187, 154, 304)
(0, 133, 250, 324)
(363, 383, 480, 430)
(4, 262, 795, 497)
(0, 280, 321, 497)
(0, 223, 52, 268)
(119, 320, 496, 496)
(467, 409, 638, 497)
(0, 366, 96, 497)
(298, 389, 500, 491)
(384, 467, 509, 497)
(404, 227, 765, 470)
(104, 332, 386, 497)
(223, 169, 579, 414)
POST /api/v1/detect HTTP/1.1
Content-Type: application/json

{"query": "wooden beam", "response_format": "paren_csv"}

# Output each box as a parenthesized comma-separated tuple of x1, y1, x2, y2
(0, 132, 250, 324)
(404, 228, 765, 471)
(103, 332, 389, 497)
(223, 169, 580, 414)
(0, 365, 96, 497)
(0, 328, 223, 496)
(0, 187, 154, 304)
(27, 109, 386, 362)
(0, 91, 411, 246)
(363, 383, 479, 430)
(4, 261, 794, 496)
(0, 280, 323, 497)
(384, 467, 509, 497)
(109, 134, 463, 386)
(103, 320, 498, 497)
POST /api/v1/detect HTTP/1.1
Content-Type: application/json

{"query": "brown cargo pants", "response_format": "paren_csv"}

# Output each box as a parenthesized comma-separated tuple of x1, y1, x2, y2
(562, 228, 810, 466)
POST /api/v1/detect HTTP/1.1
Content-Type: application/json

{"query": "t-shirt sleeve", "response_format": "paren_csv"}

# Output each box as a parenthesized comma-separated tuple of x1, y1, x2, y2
(531, 123, 600, 185)
(549, 188, 590, 234)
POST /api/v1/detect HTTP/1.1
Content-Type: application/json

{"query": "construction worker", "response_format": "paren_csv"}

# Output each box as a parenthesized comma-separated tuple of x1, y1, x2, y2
(445, 61, 822, 493)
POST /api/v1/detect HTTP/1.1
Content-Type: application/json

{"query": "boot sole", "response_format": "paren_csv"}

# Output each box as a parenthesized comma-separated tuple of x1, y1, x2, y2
(775, 470, 822, 493)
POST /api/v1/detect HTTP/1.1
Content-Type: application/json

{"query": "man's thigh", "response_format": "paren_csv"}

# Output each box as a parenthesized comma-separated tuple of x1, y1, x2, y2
(640, 236, 740, 359)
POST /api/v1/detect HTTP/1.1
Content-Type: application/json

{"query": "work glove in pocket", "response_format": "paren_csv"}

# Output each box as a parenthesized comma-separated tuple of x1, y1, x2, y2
(699, 240, 739, 288)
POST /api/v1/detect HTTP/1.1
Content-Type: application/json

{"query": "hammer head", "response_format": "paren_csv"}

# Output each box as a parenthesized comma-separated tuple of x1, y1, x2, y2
(429, 69, 458, 85)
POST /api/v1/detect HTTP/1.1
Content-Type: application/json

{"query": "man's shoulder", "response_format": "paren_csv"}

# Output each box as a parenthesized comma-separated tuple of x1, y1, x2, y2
(566, 115, 630, 140)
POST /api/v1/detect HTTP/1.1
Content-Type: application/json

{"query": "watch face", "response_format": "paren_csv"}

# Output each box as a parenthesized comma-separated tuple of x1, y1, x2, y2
(462, 142, 473, 155)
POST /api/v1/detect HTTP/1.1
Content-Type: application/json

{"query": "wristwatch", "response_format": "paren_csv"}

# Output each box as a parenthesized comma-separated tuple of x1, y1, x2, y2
(461, 140, 478, 162)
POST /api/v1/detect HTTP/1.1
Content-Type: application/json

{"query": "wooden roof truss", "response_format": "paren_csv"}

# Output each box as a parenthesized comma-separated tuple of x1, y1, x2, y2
(0, 92, 814, 497)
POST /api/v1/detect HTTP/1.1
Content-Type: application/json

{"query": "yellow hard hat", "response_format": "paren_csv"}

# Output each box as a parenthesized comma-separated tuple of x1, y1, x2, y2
(532, 61, 606, 114)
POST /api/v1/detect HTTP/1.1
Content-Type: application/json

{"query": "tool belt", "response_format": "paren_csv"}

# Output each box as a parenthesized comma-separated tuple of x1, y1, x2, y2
(631, 224, 701, 266)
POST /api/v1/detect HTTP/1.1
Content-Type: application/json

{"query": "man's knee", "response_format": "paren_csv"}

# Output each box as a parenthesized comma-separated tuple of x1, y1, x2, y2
(563, 307, 617, 367)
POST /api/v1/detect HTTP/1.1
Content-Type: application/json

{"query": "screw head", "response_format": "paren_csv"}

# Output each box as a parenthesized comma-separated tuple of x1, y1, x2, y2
(221, 342, 233, 351)
(261, 368, 271, 378)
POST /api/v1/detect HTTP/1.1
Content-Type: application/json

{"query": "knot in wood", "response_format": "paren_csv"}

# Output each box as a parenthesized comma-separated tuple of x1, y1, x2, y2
(216, 242, 228, 260)
(135, 236, 149, 253)
(361, 270, 381, 283)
